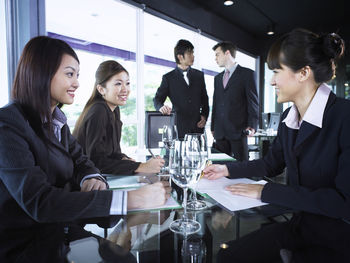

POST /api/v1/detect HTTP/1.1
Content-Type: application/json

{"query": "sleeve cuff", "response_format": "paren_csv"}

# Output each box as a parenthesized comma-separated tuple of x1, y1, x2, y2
(80, 173, 107, 187)
(110, 190, 128, 215)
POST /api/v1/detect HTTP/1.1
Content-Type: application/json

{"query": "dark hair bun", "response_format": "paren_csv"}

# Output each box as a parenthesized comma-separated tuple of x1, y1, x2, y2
(322, 33, 345, 60)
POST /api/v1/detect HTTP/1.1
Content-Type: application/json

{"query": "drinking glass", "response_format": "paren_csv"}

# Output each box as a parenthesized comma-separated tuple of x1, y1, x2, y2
(169, 140, 202, 235)
(161, 125, 178, 174)
(184, 133, 208, 210)
(162, 125, 178, 149)
(181, 235, 207, 263)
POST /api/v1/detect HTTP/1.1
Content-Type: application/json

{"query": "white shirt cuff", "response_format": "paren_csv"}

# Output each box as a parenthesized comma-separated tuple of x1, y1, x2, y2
(110, 190, 128, 215)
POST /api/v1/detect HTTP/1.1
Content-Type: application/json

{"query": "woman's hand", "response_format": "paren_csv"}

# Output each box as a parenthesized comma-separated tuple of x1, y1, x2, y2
(135, 157, 165, 174)
(81, 178, 107, 192)
(225, 183, 264, 199)
(203, 164, 229, 180)
(127, 181, 172, 210)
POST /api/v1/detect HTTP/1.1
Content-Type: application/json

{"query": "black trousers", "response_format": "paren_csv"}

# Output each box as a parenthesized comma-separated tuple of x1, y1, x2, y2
(214, 136, 248, 161)
(217, 220, 349, 263)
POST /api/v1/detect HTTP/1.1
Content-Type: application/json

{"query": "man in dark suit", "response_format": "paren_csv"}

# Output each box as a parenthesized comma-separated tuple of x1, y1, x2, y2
(153, 39, 209, 139)
(211, 41, 259, 161)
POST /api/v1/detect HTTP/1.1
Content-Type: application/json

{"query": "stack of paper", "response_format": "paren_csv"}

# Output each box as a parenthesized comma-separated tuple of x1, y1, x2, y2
(208, 152, 235, 161)
(196, 177, 268, 212)
(129, 197, 181, 213)
(106, 175, 181, 212)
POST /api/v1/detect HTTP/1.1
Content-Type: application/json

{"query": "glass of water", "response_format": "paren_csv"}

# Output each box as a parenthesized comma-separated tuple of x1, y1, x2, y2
(184, 133, 208, 210)
(169, 140, 202, 235)
(161, 125, 178, 174)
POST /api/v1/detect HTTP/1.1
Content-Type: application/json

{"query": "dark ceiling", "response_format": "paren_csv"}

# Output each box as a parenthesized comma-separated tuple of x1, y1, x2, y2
(193, 0, 348, 41)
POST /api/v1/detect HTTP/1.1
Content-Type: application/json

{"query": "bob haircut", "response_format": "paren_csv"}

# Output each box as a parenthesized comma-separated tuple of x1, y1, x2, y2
(12, 36, 79, 126)
(267, 28, 344, 84)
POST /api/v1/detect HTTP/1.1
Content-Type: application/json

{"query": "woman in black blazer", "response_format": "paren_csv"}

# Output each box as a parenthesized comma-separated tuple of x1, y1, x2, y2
(0, 36, 170, 262)
(204, 29, 349, 262)
(73, 60, 164, 175)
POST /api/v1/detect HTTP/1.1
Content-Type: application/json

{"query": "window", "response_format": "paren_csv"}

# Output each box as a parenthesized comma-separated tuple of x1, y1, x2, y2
(46, 0, 137, 151)
(0, 0, 9, 107)
(46, 0, 258, 151)
(143, 12, 196, 113)
(264, 63, 275, 113)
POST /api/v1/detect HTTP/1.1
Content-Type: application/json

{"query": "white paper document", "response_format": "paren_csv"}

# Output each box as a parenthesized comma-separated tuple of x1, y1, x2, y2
(107, 175, 146, 189)
(106, 175, 181, 212)
(129, 195, 181, 212)
(208, 153, 234, 161)
(196, 177, 268, 212)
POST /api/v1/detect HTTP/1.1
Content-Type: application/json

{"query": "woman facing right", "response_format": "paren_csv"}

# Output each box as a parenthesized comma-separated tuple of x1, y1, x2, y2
(73, 60, 164, 175)
(204, 28, 350, 262)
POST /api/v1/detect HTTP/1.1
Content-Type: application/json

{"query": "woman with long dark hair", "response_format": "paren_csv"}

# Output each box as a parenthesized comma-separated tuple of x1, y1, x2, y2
(73, 60, 164, 175)
(0, 36, 170, 262)
(204, 29, 349, 262)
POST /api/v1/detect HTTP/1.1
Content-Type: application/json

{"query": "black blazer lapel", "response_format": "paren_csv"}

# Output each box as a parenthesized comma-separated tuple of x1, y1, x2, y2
(224, 65, 241, 92)
(293, 122, 319, 156)
(217, 71, 225, 90)
(187, 68, 192, 87)
(44, 127, 71, 157)
(176, 68, 189, 87)
(293, 92, 337, 156)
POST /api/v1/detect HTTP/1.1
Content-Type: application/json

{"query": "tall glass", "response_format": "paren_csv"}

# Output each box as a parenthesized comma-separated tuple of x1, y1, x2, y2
(162, 125, 178, 149)
(184, 133, 208, 210)
(181, 235, 207, 263)
(161, 125, 178, 174)
(169, 140, 202, 235)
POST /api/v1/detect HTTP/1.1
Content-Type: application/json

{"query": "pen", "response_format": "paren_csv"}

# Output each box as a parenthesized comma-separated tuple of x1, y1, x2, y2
(144, 223, 152, 236)
(148, 149, 156, 158)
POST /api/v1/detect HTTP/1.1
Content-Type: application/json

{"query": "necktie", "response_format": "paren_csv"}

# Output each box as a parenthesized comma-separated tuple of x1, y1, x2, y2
(183, 71, 189, 85)
(223, 70, 230, 88)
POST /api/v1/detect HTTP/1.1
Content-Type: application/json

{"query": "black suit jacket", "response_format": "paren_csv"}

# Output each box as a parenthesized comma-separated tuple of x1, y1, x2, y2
(211, 65, 259, 140)
(153, 67, 209, 138)
(227, 92, 350, 248)
(74, 100, 140, 175)
(0, 103, 112, 261)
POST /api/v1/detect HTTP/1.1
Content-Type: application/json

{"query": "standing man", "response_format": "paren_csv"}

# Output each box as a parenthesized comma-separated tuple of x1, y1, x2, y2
(211, 41, 259, 161)
(153, 39, 209, 139)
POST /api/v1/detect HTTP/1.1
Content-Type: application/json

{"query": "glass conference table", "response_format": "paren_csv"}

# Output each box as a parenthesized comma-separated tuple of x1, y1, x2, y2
(32, 150, 290, 263)
(64, 175, 290, 263)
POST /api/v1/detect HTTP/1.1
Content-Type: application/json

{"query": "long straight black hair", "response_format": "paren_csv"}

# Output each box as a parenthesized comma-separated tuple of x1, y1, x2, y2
(12, 36, 79, 136)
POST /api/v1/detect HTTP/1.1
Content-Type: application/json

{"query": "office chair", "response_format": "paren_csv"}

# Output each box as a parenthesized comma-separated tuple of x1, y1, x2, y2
(145, 111, 176, 148)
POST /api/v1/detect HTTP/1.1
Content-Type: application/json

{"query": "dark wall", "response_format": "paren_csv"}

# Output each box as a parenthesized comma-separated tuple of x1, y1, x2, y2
(130, 0, 263, 57)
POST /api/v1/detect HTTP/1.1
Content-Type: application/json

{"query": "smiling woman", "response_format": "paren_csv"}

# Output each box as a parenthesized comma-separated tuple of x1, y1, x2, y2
(73, 60, 165, 175)
(50, 54, 80, 110)
(96, 70, 130, 111)
(0, 36, 171, 262)
(204, 29, 350, 263)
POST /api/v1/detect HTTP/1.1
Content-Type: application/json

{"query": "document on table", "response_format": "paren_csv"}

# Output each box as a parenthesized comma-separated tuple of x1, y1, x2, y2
(196, 177, 268, 212)
(208, 152, 235, 161)
(106, 175, 181, 212)
(129, 196, 181, 213)
(107, 175, 146, 189)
